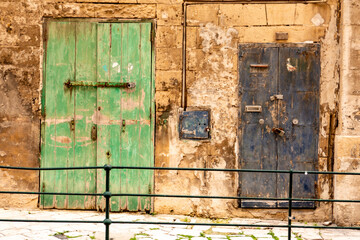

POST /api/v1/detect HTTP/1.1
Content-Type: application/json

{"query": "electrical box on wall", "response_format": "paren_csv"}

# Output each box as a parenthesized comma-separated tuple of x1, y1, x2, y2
(179, 110, 210, 140)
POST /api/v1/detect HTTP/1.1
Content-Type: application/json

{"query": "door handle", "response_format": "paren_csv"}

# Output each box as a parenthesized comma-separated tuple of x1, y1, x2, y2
(272, 127, 285, 137)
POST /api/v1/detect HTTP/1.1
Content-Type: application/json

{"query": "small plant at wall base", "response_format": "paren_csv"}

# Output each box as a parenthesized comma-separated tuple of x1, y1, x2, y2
(268, 230, 279, 240)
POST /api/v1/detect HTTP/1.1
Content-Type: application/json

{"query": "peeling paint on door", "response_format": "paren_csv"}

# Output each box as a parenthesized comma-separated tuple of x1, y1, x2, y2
(239, 44, 320, 209)
(41, 21, 154, 212)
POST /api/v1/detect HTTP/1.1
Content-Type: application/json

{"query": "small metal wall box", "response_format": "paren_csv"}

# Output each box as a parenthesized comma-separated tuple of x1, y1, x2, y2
(179, 110, 210, 140)
(276, 32, 289, 40)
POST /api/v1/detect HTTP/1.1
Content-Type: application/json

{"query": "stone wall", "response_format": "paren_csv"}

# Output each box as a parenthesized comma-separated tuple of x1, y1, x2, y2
(334, 0, 360, 226)
(0, 0, 357, 225)
(155, 0, 340, 222)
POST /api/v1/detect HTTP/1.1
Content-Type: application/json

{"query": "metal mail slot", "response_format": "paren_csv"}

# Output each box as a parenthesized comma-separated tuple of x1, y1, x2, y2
(250, 64, 269, 68)
(245, 105, 262, 113)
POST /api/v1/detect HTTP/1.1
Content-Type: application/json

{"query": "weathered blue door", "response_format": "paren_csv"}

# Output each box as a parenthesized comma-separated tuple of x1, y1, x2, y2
(239, 44, 320, 208)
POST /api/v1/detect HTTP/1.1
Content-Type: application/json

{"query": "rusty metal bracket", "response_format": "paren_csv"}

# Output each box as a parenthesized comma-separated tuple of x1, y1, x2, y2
(64, 80, 136, 89)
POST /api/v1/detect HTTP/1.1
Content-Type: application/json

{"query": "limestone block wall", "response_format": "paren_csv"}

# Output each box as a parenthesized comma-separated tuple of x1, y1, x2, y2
(0, 0, 182, 208)
(0, 0, 357, 225)
(334, 0, 360, 226)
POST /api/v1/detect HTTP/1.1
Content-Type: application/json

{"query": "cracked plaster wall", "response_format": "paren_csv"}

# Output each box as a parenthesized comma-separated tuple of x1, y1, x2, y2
(155, 0, 342, 223)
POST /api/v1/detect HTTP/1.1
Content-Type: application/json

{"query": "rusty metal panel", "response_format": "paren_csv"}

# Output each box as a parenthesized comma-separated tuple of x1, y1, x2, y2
(179, 110, 210, 139)
(238, 44, 320, 208)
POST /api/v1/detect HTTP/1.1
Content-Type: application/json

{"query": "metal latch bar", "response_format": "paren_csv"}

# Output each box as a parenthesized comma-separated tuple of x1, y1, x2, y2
(65, 80, 136, 89)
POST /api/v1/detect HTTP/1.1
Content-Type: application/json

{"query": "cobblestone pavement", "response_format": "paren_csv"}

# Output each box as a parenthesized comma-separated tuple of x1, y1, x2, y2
(0, 209, 359, 240)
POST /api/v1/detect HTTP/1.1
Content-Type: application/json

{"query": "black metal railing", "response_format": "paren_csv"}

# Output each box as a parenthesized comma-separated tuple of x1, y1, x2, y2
(1, 165, 360, 240)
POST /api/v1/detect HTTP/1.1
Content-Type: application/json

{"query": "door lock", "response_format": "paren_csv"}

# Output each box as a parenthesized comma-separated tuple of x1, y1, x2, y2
(272, 127, 285, 137)
(270, 95, 284, 101)
(91, 125, 97, 141)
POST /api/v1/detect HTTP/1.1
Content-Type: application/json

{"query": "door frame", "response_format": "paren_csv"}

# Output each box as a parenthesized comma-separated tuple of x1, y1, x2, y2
(237, 43, 320, 208)
(40, 18, 156, 210)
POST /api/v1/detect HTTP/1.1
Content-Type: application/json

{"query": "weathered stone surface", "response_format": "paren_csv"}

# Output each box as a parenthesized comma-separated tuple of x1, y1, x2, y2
(219, 4, 267, 26)
(78, 0, 136, 3)
(0, 47, 40, 67)
(186, 26, 199, 49)
(334, 136, 360, 225)
(186, 49, 204, 71)
(187, 4, 219, 26)
(155, 90, 180, 112)
(155, 70, 181, 91)
(0, 0, 355, 225)
(295, 3, 331, 26)
(156, 48, 182, 70)
(0, 22, 40, 47)
(156, 26, 182, 48)
(157, 4, 182, 26)
(94, 4, 156, 18)
(350, 2, 360, 25)
(266, 4, 296, 25)
(43, 3, 98, 18)
(236, 26, 326, 43)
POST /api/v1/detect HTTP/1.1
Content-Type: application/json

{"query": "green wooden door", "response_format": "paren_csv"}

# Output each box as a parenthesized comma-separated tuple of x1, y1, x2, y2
(41, 21, 154, 212)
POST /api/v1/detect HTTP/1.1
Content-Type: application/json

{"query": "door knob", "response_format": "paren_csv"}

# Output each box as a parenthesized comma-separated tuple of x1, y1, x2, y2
(272, 127, 285, 136)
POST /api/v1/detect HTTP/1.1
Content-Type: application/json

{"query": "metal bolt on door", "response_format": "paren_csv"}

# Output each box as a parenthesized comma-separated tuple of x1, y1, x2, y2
(41, 21, 154, 212)
(238, 44, 320, 208)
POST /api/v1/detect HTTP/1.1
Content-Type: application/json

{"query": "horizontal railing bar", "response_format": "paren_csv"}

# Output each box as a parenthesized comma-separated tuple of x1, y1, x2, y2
(0, 191, 102, 196)
(111, 221, 360, 230)
(1, 165, 360, 175)
(2, 191, 360, 203)
(0, 219, 103, 223)
(112, 167, 360, 175)
(0, 166, 102, 170)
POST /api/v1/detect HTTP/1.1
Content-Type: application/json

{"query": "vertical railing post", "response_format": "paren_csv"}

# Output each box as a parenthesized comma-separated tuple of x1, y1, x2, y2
(103, 164, 112, 240)
(288, 169, 293, 240)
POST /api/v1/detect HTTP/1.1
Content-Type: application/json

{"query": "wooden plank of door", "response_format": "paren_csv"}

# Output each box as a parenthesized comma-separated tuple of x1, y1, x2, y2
(238, 45, 278, 208)
(120, 23, 141, 211)
(67, 22, 97, 209)
(108, 23, 124, 211)
(50, 22, 76, 209)
(42, 21, 63, 208)
(96, 23, 112, 210)
(277, 45, 320, 208)
(119, 23, 129, 210)
(139, 22, 153, 211)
